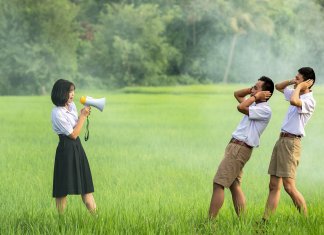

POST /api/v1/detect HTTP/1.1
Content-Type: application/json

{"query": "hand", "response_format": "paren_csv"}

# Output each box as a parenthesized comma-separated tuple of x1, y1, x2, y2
(298, 79, 313, 91)
(81, 106, 91, 117)
(289, 78, 297, 85)
(254, 91, 272, 101)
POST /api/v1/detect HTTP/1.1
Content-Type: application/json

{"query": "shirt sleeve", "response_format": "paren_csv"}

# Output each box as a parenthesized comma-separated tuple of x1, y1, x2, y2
(284, 87, 294, 101)
(298, 98, 316, 114)
(52, 111, 74, 136)
(249, 105, 271, 121)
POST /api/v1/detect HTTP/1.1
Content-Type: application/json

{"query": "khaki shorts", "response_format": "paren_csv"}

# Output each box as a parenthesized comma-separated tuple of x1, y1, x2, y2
(214, 142, 253, 188)
(268, 136, 301, 179)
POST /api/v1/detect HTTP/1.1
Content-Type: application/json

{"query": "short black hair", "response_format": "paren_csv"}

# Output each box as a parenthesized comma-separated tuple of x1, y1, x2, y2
(51, 79, 75, 106)
(298, 67, 315, 88)
(259, 76, 274, 101)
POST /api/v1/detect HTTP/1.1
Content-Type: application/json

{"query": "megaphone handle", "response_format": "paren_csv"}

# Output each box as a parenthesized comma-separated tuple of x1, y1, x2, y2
(84, 116, 90, 141)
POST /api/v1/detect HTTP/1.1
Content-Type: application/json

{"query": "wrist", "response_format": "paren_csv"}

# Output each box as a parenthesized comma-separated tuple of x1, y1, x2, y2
(252, 95, 257, 101)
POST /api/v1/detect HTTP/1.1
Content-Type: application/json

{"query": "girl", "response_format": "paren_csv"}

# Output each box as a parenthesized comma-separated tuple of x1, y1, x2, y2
(51, 79, 96, 214)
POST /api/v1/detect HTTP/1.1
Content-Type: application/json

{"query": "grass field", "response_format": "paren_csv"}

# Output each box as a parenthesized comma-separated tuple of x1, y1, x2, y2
(0, 84, 324, 234)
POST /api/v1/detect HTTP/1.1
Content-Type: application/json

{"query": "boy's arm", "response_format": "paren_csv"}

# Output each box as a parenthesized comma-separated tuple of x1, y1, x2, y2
(234, 87, 252, 103)
(290, 79, 314, 107)
(237, 91, 271, 115)
(275, 79, 295, 93)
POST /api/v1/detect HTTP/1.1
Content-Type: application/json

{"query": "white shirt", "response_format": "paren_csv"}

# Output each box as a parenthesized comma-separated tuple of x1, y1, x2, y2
(280, 87, 315, 137)
(51, 102, 78, 136)
(232, 102, 272, 147)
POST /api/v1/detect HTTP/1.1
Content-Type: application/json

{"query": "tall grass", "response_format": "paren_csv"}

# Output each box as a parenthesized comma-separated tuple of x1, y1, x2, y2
(1, 85, 323, 234)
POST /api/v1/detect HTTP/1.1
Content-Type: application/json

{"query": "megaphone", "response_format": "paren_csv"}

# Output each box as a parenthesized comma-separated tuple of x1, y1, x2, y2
(80, 96, 106, 112)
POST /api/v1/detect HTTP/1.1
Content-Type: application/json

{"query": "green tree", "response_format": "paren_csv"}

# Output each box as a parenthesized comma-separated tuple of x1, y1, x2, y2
(0, 0, 78, 95)
(81, 3, 180, 87)
(221, 0, 275, 83)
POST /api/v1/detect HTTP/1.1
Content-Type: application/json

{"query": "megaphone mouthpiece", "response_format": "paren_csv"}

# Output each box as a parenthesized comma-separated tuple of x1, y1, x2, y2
(80, 96, 87, 105)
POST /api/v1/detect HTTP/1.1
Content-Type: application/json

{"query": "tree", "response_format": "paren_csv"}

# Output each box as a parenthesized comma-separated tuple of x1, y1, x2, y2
(80, 3, 180, 87)
(0, 0, 78, 95)
(222, 0, 275, 83)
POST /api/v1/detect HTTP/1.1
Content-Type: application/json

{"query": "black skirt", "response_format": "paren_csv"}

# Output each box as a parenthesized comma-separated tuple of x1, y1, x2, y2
(53, 135, 94, 197)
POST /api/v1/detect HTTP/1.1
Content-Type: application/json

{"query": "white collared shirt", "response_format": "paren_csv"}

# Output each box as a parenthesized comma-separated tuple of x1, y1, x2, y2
(280, 87, 315, 137)
(232, 102, 272, 147)
(51, 102, 78, 136)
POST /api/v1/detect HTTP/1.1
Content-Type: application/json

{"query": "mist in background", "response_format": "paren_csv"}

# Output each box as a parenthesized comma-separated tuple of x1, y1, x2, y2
(1, 0, 324, 95)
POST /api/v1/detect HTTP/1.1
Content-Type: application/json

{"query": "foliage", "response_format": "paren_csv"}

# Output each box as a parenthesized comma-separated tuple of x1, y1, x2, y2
(80, 3, 180, 87)
(1, 0, 324, 94)
(0, 0, 78, 95)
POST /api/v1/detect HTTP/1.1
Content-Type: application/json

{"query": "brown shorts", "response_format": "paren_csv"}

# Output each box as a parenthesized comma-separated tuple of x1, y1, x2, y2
(268, 136, 301, 179)
(213, 142, 253, 188)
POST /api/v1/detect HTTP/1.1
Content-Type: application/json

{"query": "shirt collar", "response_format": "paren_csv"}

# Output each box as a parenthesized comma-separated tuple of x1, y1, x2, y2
(57, 103, 73, 113)
(300, 91, 313, 99)
(255, 101, 269, 107)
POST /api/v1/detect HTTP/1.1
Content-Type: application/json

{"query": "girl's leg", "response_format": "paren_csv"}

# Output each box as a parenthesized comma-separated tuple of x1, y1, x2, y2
(81, 193, 97, 214)
(56, 196, 67, 214)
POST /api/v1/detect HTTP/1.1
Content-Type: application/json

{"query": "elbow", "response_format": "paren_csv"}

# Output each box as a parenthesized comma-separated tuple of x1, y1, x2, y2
(275, 84, 281, 91)
(290, 96, 301, 107)
(237, 104, 249, 115)
(69, 132, 78, 140)
(290, 99, 298, 106)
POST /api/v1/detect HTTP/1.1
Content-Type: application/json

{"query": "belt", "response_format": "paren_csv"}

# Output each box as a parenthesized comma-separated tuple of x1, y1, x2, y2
(280, 132, 302, 138)
(229, 138, 253, 149)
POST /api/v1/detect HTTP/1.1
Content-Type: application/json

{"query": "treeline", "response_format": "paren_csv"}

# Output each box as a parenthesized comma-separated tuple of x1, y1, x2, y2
(1, 0, 324, 95)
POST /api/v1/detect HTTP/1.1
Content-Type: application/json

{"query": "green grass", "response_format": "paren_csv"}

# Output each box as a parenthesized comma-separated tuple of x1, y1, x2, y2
(1, 84, 324, 234)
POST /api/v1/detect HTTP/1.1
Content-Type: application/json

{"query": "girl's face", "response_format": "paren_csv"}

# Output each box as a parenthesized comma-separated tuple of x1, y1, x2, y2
(67, 86, 75, 104)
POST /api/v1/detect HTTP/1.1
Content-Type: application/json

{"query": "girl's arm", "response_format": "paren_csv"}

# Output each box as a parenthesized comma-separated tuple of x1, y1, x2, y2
(69, 106, 91, 140)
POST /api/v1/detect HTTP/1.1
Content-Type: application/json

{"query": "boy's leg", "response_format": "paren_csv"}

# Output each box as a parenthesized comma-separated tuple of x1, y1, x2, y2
(209, 183, 225, 219)
(56, 196, 67, 214)
(263, 175, 282, 220)
(283, 177, 307, 216)
(229, 179, 245, 216)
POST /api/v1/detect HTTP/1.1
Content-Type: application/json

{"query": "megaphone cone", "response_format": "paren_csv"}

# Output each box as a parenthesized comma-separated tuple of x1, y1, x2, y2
(80, 96, 106, 112)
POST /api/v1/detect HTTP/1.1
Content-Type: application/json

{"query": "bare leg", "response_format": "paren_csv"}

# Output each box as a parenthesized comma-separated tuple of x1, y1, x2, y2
(56, 196, 67, 214)
(208, 183, 225, 219)
(283, 177, 307, 216)
(81, 193, 97, 214)
(263, 175, 282, 220)
(229, 180, 245, 216)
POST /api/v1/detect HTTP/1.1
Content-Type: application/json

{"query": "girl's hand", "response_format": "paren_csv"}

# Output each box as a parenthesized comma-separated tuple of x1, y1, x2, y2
(81, 106, 91, 117)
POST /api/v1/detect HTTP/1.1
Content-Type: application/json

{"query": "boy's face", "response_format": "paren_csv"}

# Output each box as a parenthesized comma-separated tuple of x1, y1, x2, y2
(294, 73, 305, 88)
(251, 80, 264, 96)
